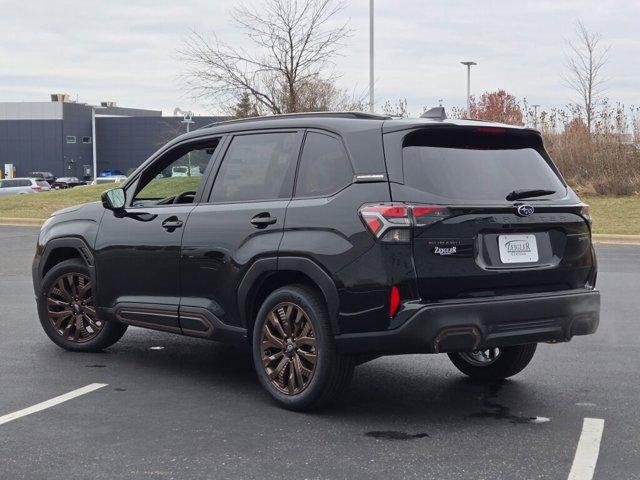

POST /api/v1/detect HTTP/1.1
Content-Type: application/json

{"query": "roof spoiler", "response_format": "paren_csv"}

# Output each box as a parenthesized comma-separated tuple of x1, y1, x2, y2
(421, 107, 447, 121)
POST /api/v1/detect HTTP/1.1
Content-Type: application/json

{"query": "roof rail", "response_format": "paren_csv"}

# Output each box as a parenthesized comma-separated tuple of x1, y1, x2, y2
(199, 111, 392, 129)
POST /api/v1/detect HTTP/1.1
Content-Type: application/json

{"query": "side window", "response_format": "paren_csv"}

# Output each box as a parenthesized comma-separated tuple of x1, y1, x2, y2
(210, 132, 298, 203)
(295, 132, 353, 198)
(132, 139, 220, 206)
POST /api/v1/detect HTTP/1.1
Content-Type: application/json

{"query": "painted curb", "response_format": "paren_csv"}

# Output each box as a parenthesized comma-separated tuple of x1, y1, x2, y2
(592, 234, 640, 245)
(0, 218, 44, 226)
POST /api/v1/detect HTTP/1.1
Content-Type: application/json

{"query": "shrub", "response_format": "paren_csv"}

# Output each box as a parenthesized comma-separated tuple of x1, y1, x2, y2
(540, 102, 640, 196)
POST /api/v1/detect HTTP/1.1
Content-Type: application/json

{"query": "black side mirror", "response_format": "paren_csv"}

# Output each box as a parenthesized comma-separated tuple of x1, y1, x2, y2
(101, 188, 126, 211)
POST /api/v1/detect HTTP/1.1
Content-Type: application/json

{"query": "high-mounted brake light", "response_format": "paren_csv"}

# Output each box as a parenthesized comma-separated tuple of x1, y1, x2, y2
(359, 203, 451, 242)
(475, 127, 506, 134)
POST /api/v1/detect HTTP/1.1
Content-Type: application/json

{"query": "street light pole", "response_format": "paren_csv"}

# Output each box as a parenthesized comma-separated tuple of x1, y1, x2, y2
(91, 107, 97, 181)
(369, 0, 374, 113)
(180, 111, 195, 175)
(460, 61, 477, 118)
(532, 104, 541, 129)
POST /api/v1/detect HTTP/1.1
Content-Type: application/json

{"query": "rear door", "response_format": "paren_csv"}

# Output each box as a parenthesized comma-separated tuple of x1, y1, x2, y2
(387, 126, 594, 301)
(179, 130, 303, 333)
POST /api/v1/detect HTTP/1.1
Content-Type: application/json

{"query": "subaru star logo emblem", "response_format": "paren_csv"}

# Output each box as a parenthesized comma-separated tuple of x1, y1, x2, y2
(516, 204, 535, 217)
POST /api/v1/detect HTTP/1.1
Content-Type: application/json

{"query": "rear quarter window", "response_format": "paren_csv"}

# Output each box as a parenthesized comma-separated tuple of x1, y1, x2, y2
(295, 131, 353, 198)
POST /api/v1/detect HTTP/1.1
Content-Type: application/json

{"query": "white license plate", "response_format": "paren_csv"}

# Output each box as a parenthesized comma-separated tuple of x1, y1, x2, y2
(498, 234, 539, 263)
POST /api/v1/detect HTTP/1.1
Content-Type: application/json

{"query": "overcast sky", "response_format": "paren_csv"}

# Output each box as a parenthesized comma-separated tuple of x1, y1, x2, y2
(0, 0, 638, 116)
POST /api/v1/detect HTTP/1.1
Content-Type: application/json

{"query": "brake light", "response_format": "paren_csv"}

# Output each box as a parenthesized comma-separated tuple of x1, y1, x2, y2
(389, 286, 401, 317)
(31, 186, 42, 192)
(360, 205, 409, 218)
(475, 127, 506, 134)
(359, 203, 450, 242)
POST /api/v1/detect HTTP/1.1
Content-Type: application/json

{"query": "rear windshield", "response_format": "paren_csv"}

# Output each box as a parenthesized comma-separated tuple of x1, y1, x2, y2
(402, 128, 566, 204)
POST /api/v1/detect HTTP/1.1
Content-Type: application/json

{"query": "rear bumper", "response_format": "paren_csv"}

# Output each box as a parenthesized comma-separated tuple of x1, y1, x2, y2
(334, 289, 600, 355)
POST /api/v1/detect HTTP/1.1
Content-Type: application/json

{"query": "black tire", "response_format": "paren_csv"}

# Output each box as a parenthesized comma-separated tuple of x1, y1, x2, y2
(252, 285, 354, 411)
(37, 258, 127, 352)
(447, 344, 537, 381)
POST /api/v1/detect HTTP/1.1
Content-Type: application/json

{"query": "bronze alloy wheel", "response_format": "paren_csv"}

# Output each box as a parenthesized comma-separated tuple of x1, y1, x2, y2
(46, 272, 103, 343)
(260, 302, 318, 395)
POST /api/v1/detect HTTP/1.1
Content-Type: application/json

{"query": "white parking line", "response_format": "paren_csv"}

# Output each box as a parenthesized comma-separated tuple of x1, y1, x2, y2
(568, 418, 605, 480)
(0, 383, 108, 426)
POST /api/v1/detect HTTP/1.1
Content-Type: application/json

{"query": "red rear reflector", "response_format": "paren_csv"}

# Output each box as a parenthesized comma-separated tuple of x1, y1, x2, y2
(389, 286, 401, 317)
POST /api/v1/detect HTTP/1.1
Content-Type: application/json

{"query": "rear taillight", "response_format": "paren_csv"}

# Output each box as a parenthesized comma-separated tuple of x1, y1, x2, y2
(31, 186, 42, 192)
(359, 203, 450, 242)
(580, 205, 592, 226)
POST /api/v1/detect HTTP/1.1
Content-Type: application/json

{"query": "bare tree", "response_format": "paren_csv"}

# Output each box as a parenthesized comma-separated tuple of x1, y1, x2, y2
(564, 21, 609, 132)
(178, 0, 351, 114)
(382, 99, 408, 118)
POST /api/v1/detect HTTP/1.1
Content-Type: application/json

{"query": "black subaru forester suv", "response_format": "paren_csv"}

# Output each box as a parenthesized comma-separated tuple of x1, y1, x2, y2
(32, 111, 600, 410)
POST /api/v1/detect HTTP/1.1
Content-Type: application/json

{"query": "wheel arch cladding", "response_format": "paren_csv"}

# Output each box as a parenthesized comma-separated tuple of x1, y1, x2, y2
(40, 238, 94, 280)
(239, 257, 341, 337)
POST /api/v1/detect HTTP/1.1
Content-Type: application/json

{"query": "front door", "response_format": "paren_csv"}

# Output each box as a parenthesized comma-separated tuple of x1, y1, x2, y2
(180, 131, 302, 333)
(94, 139, 220, 332)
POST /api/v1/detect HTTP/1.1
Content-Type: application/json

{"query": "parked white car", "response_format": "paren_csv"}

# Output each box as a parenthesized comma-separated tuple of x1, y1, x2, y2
(171, 165, 201, 177)
(0, 178, 51, 195)
(91, 175, 127, 185)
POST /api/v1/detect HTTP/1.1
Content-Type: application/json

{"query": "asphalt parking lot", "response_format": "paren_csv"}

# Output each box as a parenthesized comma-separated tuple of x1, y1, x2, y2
(1, 225, 639, 480)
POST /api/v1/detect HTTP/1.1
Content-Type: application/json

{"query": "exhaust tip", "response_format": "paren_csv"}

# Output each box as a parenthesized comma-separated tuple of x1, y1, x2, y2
(434, 326, 481, 353)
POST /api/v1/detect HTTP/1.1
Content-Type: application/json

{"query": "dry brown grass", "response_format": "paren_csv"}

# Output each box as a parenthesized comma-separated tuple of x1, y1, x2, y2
(537, 102, 640, 196)
(545, 131, 640, 196)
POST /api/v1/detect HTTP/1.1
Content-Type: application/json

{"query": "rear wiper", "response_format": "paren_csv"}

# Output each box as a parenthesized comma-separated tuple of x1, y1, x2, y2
(506, 189, 556, 201)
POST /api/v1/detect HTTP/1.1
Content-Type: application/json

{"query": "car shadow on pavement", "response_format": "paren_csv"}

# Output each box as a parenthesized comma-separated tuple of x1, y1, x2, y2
(66, 329, 550, 426)
(326, 359, 549, 426)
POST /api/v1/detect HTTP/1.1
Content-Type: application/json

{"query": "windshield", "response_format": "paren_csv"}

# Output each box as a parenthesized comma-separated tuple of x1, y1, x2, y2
(401, 129, 566, 204)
